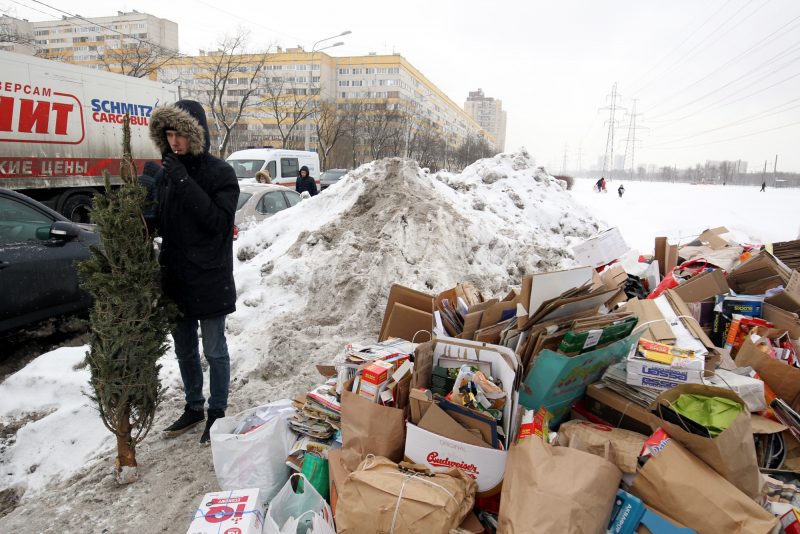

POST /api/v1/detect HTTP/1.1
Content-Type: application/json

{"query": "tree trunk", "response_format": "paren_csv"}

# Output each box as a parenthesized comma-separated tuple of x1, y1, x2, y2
(115, 407, 139, 485)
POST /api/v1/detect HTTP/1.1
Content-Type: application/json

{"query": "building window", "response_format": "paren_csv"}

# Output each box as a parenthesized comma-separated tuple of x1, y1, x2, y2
(351, 80, 362, 87)
(388, 67, 400, 74)
(34, 30, 49, 36)
(338, 80, 350, 87)
(365, 68, 375, 74)
(338, 68, 350, 75)
(352, 68, 362, 74)
(340, 92, 347, 98)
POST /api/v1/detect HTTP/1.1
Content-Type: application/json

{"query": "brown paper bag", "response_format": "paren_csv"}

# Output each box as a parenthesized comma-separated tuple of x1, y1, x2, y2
(630, 440, 777, 533)
(556, 420, 647, 474)
(649, 383, 764, 499)
(335, 456, 476, 534)
(340, 390, 405, 471)
(497, 437, 621, 534)
(735, 336, 800, 411)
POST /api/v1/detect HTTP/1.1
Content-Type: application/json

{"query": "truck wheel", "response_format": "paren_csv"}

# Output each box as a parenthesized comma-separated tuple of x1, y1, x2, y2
(62, 194, 93, 223)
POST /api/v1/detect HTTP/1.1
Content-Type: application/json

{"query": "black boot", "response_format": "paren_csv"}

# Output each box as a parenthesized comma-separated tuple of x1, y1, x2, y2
(163, 405, 205, 438)
(200, 408, 225, 445)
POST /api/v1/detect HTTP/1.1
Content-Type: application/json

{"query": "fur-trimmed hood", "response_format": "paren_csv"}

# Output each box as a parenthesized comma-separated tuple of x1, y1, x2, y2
(149, 100, 210, 156)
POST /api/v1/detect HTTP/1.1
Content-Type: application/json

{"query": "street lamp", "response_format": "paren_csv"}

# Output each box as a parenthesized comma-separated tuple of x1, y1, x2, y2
(304, 30, 351, 152)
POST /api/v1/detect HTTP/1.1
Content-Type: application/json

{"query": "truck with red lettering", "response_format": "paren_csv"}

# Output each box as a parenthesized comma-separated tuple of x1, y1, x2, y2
(0, 51, 179, 221)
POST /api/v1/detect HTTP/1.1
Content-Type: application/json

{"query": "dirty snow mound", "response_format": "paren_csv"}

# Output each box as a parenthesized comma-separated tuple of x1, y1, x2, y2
(230, 151, 599, 389)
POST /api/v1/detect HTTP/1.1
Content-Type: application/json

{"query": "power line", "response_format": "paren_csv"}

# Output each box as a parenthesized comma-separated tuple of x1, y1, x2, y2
(647, 43, 800, 122)
(643, 13, 800, 114)
(599, 83, 625, 175)
(630, 0, 735, 94)
(643, 119, 800, 150)
(644, 96, 800, 148)
(633, 0, 765, 97)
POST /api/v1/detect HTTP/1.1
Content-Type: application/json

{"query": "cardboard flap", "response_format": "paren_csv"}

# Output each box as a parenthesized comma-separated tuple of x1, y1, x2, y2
(380, 284, 433, 342)
(418, 403, 490, 449)
(698, 227, 730, 250)
(664, 289, 716, 350)
(673, 269, 730, 303)
(625, 298, 676, 343)
(528, 266, 594, 318)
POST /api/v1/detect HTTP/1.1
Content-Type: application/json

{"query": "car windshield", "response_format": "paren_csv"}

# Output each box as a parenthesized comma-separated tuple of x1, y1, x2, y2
(321, 170, 346, 181)
(227, 159, 264, 179)
(236, 192, 253, 210)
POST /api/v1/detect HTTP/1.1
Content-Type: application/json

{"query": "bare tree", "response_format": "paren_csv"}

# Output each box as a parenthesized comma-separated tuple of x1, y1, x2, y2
(196, 29, 270, 158)
(362, 104, 404, 160)
(259, 75, 316, 150)
(97, 40, 180, 78)
(314, 100, 346, 171)
(339, 100, 367, 168)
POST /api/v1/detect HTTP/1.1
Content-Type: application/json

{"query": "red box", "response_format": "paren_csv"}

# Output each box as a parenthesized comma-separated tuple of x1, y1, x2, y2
(362, 360, 392, 385)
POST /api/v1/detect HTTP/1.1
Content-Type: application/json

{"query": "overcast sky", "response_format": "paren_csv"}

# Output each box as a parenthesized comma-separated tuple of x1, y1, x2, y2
(5, 0, 799, 172)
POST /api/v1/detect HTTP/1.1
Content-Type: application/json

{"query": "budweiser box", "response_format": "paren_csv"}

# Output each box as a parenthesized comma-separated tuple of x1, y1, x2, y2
(187, 488, 265, 534)
(404, 422, 506, 498)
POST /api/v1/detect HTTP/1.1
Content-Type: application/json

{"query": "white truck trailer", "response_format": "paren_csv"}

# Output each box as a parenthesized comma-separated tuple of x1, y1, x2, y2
(0, 51, 179, 221)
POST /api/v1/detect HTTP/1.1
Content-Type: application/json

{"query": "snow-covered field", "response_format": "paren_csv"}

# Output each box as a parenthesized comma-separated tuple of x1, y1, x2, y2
(0, 153, 797, 532)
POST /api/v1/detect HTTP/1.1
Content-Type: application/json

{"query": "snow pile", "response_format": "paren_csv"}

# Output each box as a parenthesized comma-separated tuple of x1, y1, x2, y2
(227, 151, 599, 396)
(0, 346, 111, 494)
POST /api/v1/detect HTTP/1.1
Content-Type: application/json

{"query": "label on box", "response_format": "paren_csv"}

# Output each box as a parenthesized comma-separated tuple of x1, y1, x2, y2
(363, 361, 392, 385)
(188, 488, 265, 534)
(404, 423, 506, 497)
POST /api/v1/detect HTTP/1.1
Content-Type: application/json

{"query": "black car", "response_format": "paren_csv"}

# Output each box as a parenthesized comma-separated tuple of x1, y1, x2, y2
(319, 169, 349, 190)
(0, 188, 99, 334)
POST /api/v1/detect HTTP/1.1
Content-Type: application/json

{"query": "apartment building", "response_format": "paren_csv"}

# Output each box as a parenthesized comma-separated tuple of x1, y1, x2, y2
(0, 15, 34, 55)
(464, 88, 507, 152)
(335, 54, 493, 152)
(21, 11, 177, 69)
(157, 48, 493, 163)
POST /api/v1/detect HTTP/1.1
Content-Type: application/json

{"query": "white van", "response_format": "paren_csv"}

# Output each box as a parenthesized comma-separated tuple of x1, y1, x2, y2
(226, 148, 321, 188)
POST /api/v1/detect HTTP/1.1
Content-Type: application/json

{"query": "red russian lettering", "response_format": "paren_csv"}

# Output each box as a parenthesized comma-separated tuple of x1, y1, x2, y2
(18, 99, 51, 134)
(51, 102, 74, 135)
(0, 96, 12, 132)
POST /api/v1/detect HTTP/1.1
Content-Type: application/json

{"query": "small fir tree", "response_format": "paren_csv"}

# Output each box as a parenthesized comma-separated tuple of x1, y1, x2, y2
(78, 116, 173, 484)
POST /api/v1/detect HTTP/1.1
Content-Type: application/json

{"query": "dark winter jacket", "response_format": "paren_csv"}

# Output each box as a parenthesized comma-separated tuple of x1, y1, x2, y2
(295, 166, 318, 196)
(147, 99, 239, 320)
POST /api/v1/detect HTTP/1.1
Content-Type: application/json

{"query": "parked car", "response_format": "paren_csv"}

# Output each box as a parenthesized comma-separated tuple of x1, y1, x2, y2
(234, 184, 303, 234)
(0, 188, 99, 334)
(320, 169, 349, 190)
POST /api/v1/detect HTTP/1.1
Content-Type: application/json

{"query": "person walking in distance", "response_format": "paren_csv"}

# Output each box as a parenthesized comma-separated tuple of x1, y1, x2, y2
(618, 184, 625, 198)
(295, 165, 318, 196)
(146, 100, 239, 444)
(760, 180, 766, 192)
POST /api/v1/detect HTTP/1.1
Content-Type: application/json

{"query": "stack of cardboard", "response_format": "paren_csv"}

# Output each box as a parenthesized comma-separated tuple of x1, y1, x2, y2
(186, 226, 800, 534)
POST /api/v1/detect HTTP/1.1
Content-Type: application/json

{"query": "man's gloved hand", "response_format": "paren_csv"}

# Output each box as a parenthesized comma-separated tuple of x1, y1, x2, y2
(163, 153, 189, 185)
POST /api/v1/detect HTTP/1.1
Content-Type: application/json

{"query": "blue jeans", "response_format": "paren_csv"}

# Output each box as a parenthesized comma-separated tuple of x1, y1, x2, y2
(173, 315, 230, 411)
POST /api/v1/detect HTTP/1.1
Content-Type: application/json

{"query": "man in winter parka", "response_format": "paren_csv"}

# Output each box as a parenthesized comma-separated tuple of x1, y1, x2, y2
(146, 99, 239, 444)
(295, 165, 318, 196)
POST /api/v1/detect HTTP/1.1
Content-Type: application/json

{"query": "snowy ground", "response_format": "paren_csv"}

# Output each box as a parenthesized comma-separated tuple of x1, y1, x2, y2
(0, 155, 797, 532)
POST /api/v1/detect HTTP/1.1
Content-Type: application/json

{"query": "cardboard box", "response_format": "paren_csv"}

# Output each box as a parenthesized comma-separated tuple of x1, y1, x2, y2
(673, 269, 729, 303)
(363, 360, 392, 385)
(519, 333, 640, 424)
(571, 227, 630, 268)
(655, 236, 678, 278)
(187, 488, 265, 534)
(584, 383, 653, 435)
(698, 226, 730, 250)
(781, 508, 800, 534)
(405, 423, 507, 497)
(379, 284, 434, 342)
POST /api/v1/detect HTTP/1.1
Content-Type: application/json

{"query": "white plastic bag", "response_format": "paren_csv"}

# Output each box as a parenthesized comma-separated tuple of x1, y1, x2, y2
(210, 399, 296, 503)
(263, 473, 336, 534)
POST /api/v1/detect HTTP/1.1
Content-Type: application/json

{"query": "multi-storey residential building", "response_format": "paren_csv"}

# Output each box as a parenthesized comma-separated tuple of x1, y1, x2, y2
(0, 15, 34, 55)
(21, 11, 177, 71)
(464, 88, 507, 152)
(157, 48, 493, 167)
